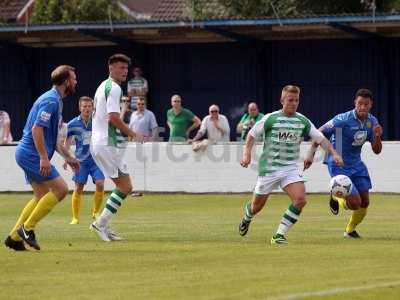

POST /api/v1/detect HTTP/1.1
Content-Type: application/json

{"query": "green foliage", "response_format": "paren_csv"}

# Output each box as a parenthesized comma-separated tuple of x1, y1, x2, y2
(30, 0, 128, 23)
(189, 0, 400, 19)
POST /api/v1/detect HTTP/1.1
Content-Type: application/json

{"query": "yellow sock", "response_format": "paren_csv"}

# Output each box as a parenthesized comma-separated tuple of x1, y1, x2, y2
(332, 195, 348, 210)
(71, 191, 81, 221)
(92, 190, 104, 217)
(10, 198, 38, 241)
(24, 192, 59, 231)
(346, 207, 368, 233)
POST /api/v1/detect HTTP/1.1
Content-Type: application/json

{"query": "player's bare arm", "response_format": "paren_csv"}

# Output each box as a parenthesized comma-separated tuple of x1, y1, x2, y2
(371, 124, 383, 154)
(56, 137, 80, 173)
(186, 116, 201, 137)
(32, 125, 51, 177)
(109, 112, 144, 142)
(240, 134, 254, 168)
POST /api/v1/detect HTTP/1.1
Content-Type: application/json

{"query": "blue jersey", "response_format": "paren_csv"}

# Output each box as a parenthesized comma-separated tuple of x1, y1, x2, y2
(67, 115, 94, 164)
(321, 109, 379, 167)
(18, 88, 63, 159)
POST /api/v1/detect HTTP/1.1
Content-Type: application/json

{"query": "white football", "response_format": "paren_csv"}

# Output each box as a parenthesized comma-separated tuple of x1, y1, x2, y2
(330, 175, 353, 198)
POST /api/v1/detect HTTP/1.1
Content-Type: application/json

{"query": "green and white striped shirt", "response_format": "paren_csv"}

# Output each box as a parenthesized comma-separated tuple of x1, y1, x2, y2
(249, 110, 324, 176)
(92, 78, 126, 148)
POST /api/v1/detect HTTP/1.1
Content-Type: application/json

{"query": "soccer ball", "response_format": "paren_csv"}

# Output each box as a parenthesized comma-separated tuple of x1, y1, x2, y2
(330, 175, 353, 198)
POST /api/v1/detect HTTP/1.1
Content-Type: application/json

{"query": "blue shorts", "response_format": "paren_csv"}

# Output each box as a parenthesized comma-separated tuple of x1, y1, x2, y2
(73, 161, 105, 185)
(328, 161, 372, 194)
(15, 147, 60, 184)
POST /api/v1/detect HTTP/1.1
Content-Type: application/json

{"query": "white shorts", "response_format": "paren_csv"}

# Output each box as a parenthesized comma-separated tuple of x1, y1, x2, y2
(254, 166, 305, 195)
(90, 145, 128, 179)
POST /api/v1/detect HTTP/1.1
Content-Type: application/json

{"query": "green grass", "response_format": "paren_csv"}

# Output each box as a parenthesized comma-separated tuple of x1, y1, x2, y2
(0, 193, 400, 300)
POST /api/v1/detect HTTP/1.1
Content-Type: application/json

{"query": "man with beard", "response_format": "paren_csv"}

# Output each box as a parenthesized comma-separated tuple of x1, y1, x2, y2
(4, 65, 80, 251)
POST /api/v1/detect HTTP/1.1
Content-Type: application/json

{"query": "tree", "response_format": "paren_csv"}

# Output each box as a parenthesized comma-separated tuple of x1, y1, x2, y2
(30, 0, 128, 23)
(189, 0, 400, 20)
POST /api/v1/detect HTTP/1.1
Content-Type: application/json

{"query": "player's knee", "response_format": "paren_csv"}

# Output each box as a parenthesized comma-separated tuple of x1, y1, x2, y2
(346, 197, 361, 210)
(96, 181, 105, 191)
(54, 185, 69, 200)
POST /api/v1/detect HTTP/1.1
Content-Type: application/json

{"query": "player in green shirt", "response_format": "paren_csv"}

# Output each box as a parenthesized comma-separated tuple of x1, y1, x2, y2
(238, 85, 344, 245)
(167, 95, 201, 142)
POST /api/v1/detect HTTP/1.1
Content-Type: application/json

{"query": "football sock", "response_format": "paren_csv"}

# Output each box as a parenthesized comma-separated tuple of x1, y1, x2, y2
(24, 192, 58, 231)
(332, 195, 349, 210)
(10, 198, 38, 241)
(97, 189, 127, 227)
(71, 191, 81, 221)
(346, 207, 367, 233)
(243, 201, 254, 222)
(92, 190, 104, 217)
(276, 204, 301, 236)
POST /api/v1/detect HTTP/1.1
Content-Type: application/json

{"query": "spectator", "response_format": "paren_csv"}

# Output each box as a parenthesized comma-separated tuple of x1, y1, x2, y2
(129, 97, 158, 142)
(167, 95, 201, 142)
(191, 104, 230, 142)
(120, 96, 133, 126)
(237, 102, 264, 141)
(127, 67, 148, 110)
(0, 110, 13, 144)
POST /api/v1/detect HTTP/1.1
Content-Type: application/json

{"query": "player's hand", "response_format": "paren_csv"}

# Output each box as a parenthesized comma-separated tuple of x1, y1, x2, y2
(303, 158, 313, 170)
(66, 157, 80, 173)
(39, 157, 52, 177)
(373, 124, 383, 138)
(332, 153, 344, 167)
(132, 132, 144, 143)
(240, 152, 251, 168)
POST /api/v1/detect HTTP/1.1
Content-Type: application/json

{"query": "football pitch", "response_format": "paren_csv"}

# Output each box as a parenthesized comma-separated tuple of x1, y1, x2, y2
(0, 193, 399, 300)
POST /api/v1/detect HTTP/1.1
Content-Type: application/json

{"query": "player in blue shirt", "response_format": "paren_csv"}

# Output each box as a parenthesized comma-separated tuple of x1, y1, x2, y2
(64, 96, 105, 225)
(305, 88, 383, 238)
(4, 65, 80, 251)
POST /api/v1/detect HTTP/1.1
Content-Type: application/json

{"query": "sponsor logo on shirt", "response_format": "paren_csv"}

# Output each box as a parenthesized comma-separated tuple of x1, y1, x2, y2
(352, 131, 367, 146)
(40, 111, 51, 122)
(278, 131, 299, 142)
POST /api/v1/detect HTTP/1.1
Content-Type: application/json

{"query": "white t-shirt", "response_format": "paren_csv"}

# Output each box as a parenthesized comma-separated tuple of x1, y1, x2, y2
(92, 78, 124, 147)
(198, 114, 230, 142)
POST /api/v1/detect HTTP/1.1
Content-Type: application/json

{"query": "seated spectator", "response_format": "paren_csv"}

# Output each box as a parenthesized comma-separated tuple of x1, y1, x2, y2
(127, 67, 148, 110)
(237, 102, 264, 141)
(129, 97, 158, 142)
(0, 110, 13, 144)
(190, 104, 230, 151)
(120, 96, 133, 126)
(167, 95, 201, 142)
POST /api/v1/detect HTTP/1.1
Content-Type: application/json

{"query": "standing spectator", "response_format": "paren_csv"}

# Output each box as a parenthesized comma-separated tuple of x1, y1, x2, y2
(120, 96, 133, 126)
(127, 67, 148, 110)
(237, 102, 264, 141)
(0, 110, 13, 144)
(191, 104, 230, 143)
(129, 97, 158, 142)
(167, 95, 201, 142)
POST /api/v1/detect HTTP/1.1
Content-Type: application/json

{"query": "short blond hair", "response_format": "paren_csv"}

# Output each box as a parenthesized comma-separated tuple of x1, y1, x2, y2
(281, 85, 300, 99)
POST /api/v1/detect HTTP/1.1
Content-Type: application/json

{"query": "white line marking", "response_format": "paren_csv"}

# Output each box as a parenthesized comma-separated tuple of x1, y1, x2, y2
(269, 281, 400, 300)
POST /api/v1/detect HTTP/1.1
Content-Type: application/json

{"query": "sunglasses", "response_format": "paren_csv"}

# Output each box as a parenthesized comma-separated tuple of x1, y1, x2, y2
(210, 110, 219, 113)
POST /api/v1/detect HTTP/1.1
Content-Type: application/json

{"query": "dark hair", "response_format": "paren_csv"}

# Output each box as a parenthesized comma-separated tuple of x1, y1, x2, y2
(355, 88, 373, 100)
(108, 54, 131, 66)
(51, 65, 75, 85)
(79, 96, 93, 103)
